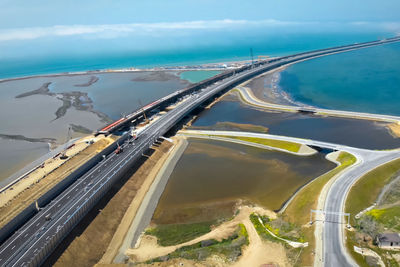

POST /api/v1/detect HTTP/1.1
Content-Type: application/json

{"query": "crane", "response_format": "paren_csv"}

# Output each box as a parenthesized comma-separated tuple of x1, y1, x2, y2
(60, 126, 72, 160)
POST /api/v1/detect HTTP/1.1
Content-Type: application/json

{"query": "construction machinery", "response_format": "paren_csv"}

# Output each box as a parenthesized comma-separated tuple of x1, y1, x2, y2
(138, 99, 150, 126)
(60, 126, 72, 160)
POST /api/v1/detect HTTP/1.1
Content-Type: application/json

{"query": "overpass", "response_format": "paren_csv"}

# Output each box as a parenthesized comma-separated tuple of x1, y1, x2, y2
(0, 37, 400, 266)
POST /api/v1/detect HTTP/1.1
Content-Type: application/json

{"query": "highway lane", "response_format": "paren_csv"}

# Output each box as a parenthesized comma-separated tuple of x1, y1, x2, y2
(323, 152, 400, 267)
(0, 52, 263, 266)
(1, 36, 400, 266)
(179, 130, 400, 267)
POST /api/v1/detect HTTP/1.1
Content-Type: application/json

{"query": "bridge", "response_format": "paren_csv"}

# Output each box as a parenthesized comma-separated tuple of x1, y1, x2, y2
(0, 36, 400, 266)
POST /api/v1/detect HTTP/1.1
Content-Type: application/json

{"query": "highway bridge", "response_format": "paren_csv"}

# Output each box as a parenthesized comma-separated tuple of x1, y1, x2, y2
(1, 36, 400, 266)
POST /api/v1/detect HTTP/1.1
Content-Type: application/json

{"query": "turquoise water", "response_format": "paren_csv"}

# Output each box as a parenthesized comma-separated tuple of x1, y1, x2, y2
(279, 42, 400, 116)
(0, 32, 389, 79)
(180, 70, 222, 83)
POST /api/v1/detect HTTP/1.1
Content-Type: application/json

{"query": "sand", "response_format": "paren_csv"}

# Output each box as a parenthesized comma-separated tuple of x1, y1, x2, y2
(125, 205, 288, 266)
(100, 138, 184, 263)
(387, 122, 400, 138)
(0, 135, 115, 228)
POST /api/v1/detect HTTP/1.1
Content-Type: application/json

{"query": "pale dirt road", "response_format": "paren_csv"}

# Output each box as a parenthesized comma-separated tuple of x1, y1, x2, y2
(126, 206, 289, 266)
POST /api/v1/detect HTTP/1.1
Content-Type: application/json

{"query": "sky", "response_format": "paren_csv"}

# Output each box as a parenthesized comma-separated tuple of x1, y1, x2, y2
(1, 0, 400, 28)
(0, 0, 399, 76)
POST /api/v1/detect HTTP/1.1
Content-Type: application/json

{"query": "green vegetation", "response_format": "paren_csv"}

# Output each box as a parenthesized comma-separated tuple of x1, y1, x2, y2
(250, 213, 282, 243)
(250, 213, 304, 243)
(145, 221, 215, 246)
(346, 158, 400, 217)
(145, 224, 249, 264)
(250, 213, 303, 265)
(367, 206, 400, 231)
(218, 135, 301, 152)
(281, 151, 356, 266)
(346, 228, 400, 267)
(207, 121, 269, 133)
(284, 152, 356, 225)
(345, 158, 400, 267)
(345, 231, 372, 267)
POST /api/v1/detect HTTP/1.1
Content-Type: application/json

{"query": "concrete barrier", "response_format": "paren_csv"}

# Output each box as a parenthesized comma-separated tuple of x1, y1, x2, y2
(0, 134, 129, 245)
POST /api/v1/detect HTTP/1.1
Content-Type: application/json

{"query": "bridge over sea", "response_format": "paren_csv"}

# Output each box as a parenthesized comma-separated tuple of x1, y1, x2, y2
(0, 36, 399, 267)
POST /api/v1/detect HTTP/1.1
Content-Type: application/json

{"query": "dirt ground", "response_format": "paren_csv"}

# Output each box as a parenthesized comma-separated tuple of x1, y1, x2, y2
(127, 205, 290, 267)
(100, 138, 184, 263)
(0, 135, 116, 228)
(44, 141, 173, 267)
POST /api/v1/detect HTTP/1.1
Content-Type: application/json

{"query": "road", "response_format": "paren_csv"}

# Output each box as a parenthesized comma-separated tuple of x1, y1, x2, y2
(322, 151, 400, 267)
(236, 85, 400, 123)
(0, 37, 399, 266)
(177, 130, 400, 267)
(0, 51, 285, 266)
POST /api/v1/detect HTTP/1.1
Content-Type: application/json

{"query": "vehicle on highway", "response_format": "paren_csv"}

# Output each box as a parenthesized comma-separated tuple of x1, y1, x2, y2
(115, 143, 123, 154)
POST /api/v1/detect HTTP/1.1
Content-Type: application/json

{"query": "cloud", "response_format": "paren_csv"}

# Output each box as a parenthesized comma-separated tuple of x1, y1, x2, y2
(0, 19, 399, 42)
(0, 19, 309, 42)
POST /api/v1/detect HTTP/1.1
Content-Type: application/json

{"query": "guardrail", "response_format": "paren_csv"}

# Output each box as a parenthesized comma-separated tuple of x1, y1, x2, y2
(1, 36, 400, 266)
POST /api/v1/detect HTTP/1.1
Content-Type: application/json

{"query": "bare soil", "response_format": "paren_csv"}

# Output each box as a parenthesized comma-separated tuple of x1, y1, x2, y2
(0, 135, 115, 228)
(127, 206, 289, 267)
(43, 141, 173, 267)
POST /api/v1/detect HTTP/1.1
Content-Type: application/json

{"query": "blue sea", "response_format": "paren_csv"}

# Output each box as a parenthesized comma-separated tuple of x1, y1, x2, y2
(0, 32, 391, 79)
(279, 42, 400, 116)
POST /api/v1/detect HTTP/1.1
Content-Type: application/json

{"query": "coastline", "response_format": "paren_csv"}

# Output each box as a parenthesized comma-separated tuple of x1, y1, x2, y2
(0, 58, 254, 84)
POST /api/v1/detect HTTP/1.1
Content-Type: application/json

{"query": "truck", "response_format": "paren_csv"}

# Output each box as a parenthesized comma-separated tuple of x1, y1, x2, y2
(115, 143, 123, 154)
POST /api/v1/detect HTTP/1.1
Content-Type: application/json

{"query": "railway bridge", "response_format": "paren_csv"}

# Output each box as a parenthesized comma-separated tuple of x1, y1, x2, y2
(0, 37, 400, 266)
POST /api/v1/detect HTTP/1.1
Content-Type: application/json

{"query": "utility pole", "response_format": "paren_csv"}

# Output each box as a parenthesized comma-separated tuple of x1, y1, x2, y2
(250, 48, 254, 67)
(60, 126, 72, 160)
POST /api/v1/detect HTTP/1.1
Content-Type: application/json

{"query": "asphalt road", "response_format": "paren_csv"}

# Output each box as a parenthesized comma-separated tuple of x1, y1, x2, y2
(179, 130, 400, 267)
(0, 36, 399, 266)
(237, 85, 400, 123)
(323, 151, 400, 267)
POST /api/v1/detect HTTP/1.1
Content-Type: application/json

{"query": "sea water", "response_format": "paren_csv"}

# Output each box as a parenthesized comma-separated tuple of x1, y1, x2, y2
(0, 32, 387, 79)
(279, 42, 400, 116)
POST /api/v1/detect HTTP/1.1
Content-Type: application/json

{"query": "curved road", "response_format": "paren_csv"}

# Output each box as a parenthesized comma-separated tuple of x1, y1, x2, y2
(179, 131, 400, 267)
(1, 37, 400, 266)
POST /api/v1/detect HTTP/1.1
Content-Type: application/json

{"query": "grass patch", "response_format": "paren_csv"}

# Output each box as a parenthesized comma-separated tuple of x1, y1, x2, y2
(192, 121, 269, 133)
(250, 213, 303, 265)
(146, 224, 248, 263)
(145, 221, 215, 246)
(217, 135, 301, 152)
(282, 151, 356, 266)
(346, 158, 400, 217)
(367, 206, 400, 231)
(284, 152, 356, 225)
(345, 158, 400, 267)
(250, 213, 282, 243)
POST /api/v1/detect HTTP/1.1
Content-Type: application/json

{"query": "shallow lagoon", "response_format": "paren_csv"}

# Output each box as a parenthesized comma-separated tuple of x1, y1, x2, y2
(153, 139, 335, 224)
(191, 98, 400, 150)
